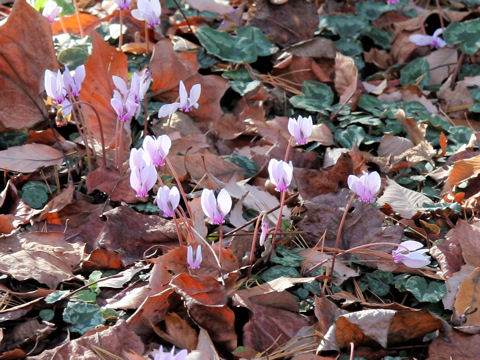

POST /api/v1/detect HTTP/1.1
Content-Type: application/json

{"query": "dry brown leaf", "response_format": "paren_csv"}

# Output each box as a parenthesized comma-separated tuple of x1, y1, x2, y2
(425, 48, 458, 85)
(427, 329, 480, 360)
(443, 265, 475, 310)
(377, 178, 433, 218)
(454, 267, 480, 328)
(0, 0, 57, 131)
(29, 320, 144, 359)
(377, 133, 414, 157)
(86, 166, 138, 203)
(0, 232, 84, 288)
(395, 109, 426, 145)
(430, 230, 464, 279)
(80, 32, 128, 147)
(444, 154, 480, 192)
(449, 220, 480, 268)
(0, 144, 63, 173)
(334, 52, 358, 105)
(51, 13, 100, 36)
(309, 124, 334, 145)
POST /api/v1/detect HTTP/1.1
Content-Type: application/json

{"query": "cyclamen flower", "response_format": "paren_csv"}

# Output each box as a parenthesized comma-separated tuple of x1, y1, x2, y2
(409, 28, 446, 49)
(387, 0, 398, 4)
(156, 186, 180, 217)
(158, 81, 201, 118)
(131, 0, 161, 28)
(201, 189, 232, 225)
(142, 135, 171, 166)
(129, 148, 157, 197)
(288, 115, 313, 145)
(114, 0, 132, 10)
(111, 90, 138, 122)
(62, 65, 85, 97)
(347, 171, 381, 203)
(392, 241, 431, 268)
(268, 159, 293, 192)
(42, 1, 62, 24)
(154, 346, 188, 360)
(187, 245, 202, 269)
(259, 218, 270, 246)
(44, 69, 72, 115)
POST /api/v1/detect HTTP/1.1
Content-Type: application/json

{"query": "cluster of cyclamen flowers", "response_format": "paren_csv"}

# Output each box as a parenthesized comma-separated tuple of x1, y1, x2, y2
(111, 70, 151, 122)
(44, 65, 86, 115)
(112, 0, 161, 27)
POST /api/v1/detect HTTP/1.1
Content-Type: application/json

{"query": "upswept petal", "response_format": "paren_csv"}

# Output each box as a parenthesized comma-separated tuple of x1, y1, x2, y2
(187, 245, 194, 266)
(201, 189, 216, 220)
(433, 28, 444, 37)
(188, 83, 201, 108)
(217, 189, 232, 216)
(178, 80, 188, 108)
(400, 252, 431, 268)
(112, 76, 128, 97)
(141, 165, 157, 193)
(157, 134, 171, 157)
(409, 34, 435, 47)
(169, 186, 180, 210)
(399, 240, 424, 251)
(194, 245, 202, 265)
(158, 102, 180, 118)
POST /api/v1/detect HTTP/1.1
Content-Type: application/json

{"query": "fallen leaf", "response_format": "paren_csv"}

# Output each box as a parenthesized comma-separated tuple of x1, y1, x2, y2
(86, 166, 137, 203)
(377, 133, 414, 157)
(0, 232, 84, 288)
(29, 320, 144, 359)
(443, 265, 475, 310)
(444, 154, 480, 192)
(51, 13, 100, 36)
(96, 206, 178, 265)
(425, 48, 458, 85)
(250, 0, 319, 47)
(454, 267, 480, 328)
(0, 144, 63, 173)
(430, 229, 464, 279)
(395, 109, 426, 145)
(377, 178, 433, 218)
(80, 32, 128, 147)
(427, 329, 480, 360)
(309, 124, 334, 146)
(335, 52, 358, 105)
(186, 0, 233, 14)
(0, 0, 57, 131)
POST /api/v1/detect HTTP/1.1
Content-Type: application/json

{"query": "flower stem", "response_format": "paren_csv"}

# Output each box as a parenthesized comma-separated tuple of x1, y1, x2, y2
(172, 212, 184, 247)
(165, 157, 193, 219)
(219, 223, 224, 268)
(119, 9, 124, 50)
(328, 193, 355, 281)
(284, 136, 293, 162)
(248, 211, 265, 277)
(73, 0, 84, 38)
(145, 23, 149, 53)
(270, 190, 287, 258)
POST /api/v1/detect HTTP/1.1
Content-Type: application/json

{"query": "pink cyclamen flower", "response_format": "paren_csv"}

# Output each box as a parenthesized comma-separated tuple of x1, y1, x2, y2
(44, 69, 72, 115)
(288, 115, 313, 145)
(158, 81, 201, 118)
(387, 0, 398, 4)
(62, 65, 85, 97)
(409, 28, 446, 49)
(111, 90, 138, 122)
(201, 189, 232, 225)
(131, 0, 161, 28)
(187, 245, 202, 269)
(268, 159, 293, 192)
(259, 218, 270, 246)
(114, 0, 132, 10)
(347, 171, 381, 203)
(156, 185, 180, 217)
(129, 148, 157, 197)
(392, 241, 430, 268)
(154, 346, 188, 360)
(42, 1, 62, 24)
(142, 135, 171, 166)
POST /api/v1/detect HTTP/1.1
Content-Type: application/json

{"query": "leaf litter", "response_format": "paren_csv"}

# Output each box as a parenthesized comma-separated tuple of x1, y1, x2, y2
(2, 0, 480, 359)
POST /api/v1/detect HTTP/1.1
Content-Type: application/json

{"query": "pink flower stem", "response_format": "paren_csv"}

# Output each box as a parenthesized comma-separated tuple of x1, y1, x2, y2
(165, 157, 193, 219)
(114, 117, 120, 169)
(172, 212, 184, 247)
(284, 136, 293, 162)
(143, 94, 149, 136)
(305, 241, 409, 276)
(219, 223, 224, 268)
(119, 9, 124, 49)
(145, 23, 149, 53)
(72, 0, 84, 38)
(270, 190, 287, 259)
(248, 211, 265, 277)
(328, 193, 355, 281)
(68, 97, 93, 171)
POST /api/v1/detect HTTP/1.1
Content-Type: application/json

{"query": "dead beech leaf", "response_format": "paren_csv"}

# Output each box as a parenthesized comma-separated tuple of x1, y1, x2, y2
(0, 144, 63, 173)
(395, 109, 426, 145)
(448, 220, 480, 268)
(163, 312, 198, 351)
(425, 48, 457, 85)
(444, 154, 480, 192)
(443, 265, 474, 310)
(377, 178, 433, 218)
(377, 134, 414, 157)
(51, 13, 100, 36)
(430, 230, 464, 279)
(427, 329, 480, 360)
(309, 124, 334, 145)
(0, 232, 84, 288)
(186, 0, 233, 14)
(335, 52, 358, 105)
(29, 320, 144, 360)
(454, 267, 480, 327)
(86, 166, 137, 203)
(0, 0, 57, 132)
(80, 32, 128, 147)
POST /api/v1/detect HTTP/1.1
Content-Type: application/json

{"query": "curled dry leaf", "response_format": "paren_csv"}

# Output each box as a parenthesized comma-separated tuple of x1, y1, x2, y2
(334, 52, 358, 105)
(454, 267, 480, 329)
(0, 0, 57, 131)
(377, 178, 433, 219)
(427, 329, 480, 360)
(86, 166, 138, 203)
(0, 144, 63, 173)
(51, 13, 101, 36)
(444, 154, 480, 193)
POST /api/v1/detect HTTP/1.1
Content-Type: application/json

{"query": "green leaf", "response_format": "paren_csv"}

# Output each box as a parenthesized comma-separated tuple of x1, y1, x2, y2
(319, 15, 368, 38)
(45, 290, 70, 304)
(73, 289, 97, 303)
(63, 301, 104, 334)
(419, 202, 462, 214)
(356, 1, 394, 20)
(21, 181, 50, 209)
(394, 273, 411, 292)
(196, 26, 276, 64)
(222, 69, 253, 81)
(361, 25, 392, 49)
(225, 154, 258, 178)
(335, 38, 363, 56)
(289, 81, 334, 113)
(366, 270, 393, 297)
(334, 125, 367, 148)
(260, 265, 300, 282)
(228, 80, 261, 96)
(54, 34, 92, 68)
(39, 309, 55, 321)
(271, 246, 304, 267)
(55, 0, 76, 15)
(443, 19, 480, 55)
(88, 270, 103, 293)
(401, 58, 430, 89)
(197, 48, 218, 68)
(405, 276, 446, 303)
(469, 87, 480, 112)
